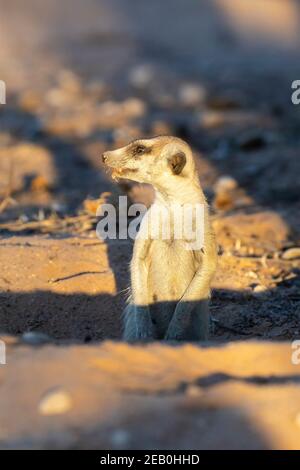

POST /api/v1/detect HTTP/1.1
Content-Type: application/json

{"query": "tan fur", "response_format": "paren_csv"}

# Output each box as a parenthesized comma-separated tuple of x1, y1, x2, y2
(102, 136, 217, 341)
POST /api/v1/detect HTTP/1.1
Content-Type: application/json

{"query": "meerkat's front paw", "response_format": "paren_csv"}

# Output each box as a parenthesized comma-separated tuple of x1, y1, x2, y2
(164, 320, 186, 341)
(135, 319, 154, 341)
(134, 308, 155, 341)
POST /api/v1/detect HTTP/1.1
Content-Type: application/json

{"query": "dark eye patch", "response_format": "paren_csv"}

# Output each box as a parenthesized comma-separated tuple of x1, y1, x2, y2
(133, 144, 147, 156)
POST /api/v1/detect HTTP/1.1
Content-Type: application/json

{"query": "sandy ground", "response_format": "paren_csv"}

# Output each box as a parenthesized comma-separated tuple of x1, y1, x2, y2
(0, 0, 300, 449)
(1, 340, 300, 450)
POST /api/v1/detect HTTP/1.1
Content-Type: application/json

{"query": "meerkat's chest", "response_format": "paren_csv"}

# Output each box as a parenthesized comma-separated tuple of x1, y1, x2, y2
(147, 239, 199, 302)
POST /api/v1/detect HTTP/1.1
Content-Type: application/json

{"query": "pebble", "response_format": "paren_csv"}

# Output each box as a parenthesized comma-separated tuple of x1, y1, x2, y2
(199, 110, 225, 128)
(122, 98, 146, 117)
(151, 120, 173, 135)
(57, 69, 81, 94)
(111, 430, 130, 447)
(45, 88, 68, 107)
(178, 83, 206, 107)
(213, 191, 235, 211)
(214, 176, 238, 193)
(282, 248, 300, 260)
(39, 389, 72, 416)
(30, 175, 49, 192)
(248, 271, 258, 279)
(19, 90, 42, 112)
(253, 285, 268, 294)
(51, 202, 67, 214)
(185, 385, 202, 397)
(129, 64, 155, 88)
(21, 331, 51, 345)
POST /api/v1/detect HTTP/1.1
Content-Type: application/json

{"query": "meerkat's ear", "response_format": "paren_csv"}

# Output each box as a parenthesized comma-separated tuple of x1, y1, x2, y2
(167, 151, 186, 175)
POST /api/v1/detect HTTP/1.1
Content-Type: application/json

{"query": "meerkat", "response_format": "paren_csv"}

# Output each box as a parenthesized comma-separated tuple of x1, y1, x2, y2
(102, 136, 217, 341)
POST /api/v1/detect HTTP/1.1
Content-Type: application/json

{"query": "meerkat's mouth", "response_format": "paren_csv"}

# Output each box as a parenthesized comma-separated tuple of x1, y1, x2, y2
(111, 167, 138, 181)
(111, 168, 125, 180)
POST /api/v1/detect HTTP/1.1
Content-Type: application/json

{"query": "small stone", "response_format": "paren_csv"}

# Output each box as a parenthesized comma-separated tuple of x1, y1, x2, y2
(58, 69, 81, 94)
(122, 98, 146, 118)
(235, 239, 241, 250)
(129, 64, 155, 88)
(253, 285, 268, 294)
(185, 385, 202, 397)
(19, 90, 42, 112)
(111, 430, 130, 447)
(151, 120, 173, 136)
(20, 214, 29, 223)
(39, 389, 72, 416)
(21, 331, 51, 345)
(282, 248, 300, 260)
(178, 83, 206, 107)
(248, 271, 258, 279)
(45, 88, 69, 107)
(83, 197, 104, 216)
(213, 191, 235, 211)
(214, 176, 238, 193)
(30, 175, 49, 192)
(51, 202, 67, 214)
(199, 111, 225, 128)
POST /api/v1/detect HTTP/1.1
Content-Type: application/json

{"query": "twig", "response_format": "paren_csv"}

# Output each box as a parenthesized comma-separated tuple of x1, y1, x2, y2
(48, 270, 109, 283)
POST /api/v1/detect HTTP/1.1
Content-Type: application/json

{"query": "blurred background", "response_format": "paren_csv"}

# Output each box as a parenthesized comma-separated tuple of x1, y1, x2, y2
(1, 0, 300, 210)
(1, 0, 300, 217)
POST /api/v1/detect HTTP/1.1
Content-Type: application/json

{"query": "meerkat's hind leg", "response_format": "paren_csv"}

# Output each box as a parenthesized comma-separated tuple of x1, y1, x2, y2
(187, 299, 210, 341)
(122, 304, 135, 342)
(122, 304, 156, 342)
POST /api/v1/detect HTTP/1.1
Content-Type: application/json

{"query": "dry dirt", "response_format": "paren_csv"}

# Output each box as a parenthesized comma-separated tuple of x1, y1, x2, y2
(1, 341, 300, 450)
(0, 0, 300, 449)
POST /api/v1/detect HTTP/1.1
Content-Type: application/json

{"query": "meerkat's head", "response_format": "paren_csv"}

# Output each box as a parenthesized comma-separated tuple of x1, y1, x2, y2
(102, 136, 196, 188)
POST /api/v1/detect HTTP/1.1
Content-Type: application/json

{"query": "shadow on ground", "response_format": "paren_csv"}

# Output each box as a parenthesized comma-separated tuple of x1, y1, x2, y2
(0, 278, 299, 342)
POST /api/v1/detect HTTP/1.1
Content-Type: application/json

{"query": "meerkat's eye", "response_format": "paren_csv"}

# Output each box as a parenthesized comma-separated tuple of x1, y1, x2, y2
(134, 145, 147, 156)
